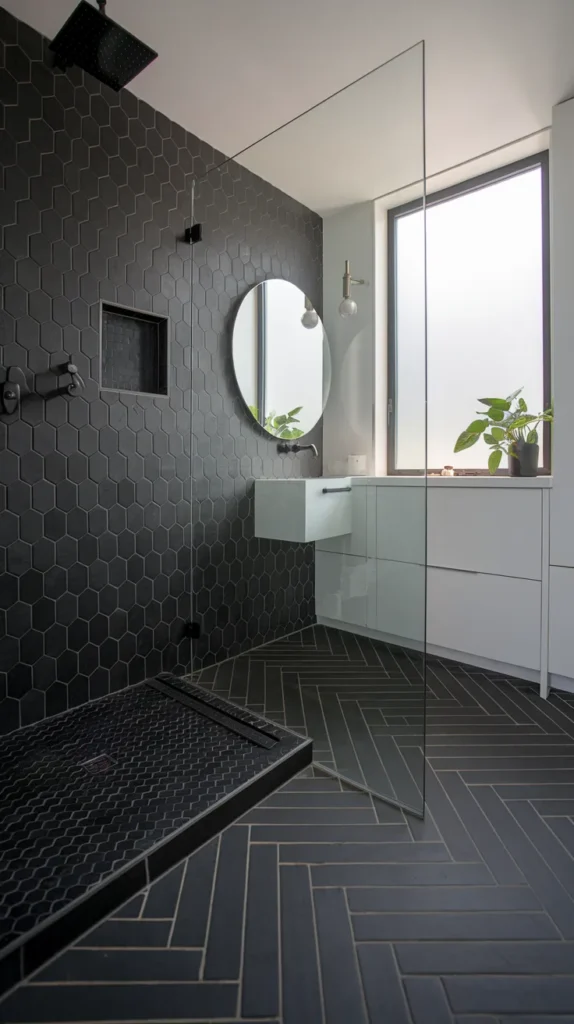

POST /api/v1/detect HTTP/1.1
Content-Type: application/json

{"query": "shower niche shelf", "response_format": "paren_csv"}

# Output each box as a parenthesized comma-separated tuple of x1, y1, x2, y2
(100, 302, 168, 396)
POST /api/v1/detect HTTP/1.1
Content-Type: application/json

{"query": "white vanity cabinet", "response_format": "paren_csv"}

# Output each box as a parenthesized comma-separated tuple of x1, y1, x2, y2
(549, 566, 574, 680)
(316, 478, 552, 695)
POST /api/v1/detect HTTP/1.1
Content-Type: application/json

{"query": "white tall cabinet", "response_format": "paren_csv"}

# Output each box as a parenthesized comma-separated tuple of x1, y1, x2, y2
(316, 477, 553, 698)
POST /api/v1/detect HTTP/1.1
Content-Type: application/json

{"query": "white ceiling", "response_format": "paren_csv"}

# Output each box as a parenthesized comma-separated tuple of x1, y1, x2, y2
(4, 0, 574, 210)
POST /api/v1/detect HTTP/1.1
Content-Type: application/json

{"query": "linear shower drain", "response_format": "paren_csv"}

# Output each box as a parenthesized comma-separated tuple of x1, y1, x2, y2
(80, 753, 116, 775)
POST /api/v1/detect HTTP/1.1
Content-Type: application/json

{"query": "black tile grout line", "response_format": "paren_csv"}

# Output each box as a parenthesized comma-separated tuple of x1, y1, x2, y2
(0, 736, 311, 1003)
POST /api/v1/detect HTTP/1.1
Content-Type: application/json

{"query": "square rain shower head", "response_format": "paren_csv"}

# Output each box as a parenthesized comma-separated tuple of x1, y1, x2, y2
(49, 0, 157, 92)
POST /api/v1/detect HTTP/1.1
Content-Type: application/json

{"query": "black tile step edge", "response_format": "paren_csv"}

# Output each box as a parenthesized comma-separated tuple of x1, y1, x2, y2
(0, 736, 312, 1004)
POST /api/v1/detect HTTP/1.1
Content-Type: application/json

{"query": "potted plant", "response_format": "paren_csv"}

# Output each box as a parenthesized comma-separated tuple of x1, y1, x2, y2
(454, 389, 553, 475)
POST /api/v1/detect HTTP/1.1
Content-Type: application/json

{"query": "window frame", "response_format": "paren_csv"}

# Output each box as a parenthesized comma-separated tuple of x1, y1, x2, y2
(386, 150, 551, 475)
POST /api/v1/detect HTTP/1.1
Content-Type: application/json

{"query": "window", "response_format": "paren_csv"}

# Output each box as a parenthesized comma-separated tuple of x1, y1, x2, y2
(387, 152, 550, 473)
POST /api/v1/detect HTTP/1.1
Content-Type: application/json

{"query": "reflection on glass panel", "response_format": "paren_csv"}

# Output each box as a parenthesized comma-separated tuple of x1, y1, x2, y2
(193, 43, 427, 819)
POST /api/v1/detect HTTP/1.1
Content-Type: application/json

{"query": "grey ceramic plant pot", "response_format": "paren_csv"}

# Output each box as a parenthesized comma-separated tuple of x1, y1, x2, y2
(509, 440, 539, 477)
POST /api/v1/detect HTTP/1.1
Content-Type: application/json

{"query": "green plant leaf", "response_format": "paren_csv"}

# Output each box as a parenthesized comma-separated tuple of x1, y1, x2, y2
(490, 426, 505, 441)
(483, 433, 497, 445)
(288, 406, 303, 417)
(506, 387, 523, 403)
(248, 404, 259, 418)
(527, 429, 539, 444)
(508, 415, 536, 430)
(467, 419, 489, 434)
(478, 398, 511, 410)
(488, 408, 505, 422)
(454, 430, 481, 453)
(518, 397, 527, 411)
(488, 449, 503, 474)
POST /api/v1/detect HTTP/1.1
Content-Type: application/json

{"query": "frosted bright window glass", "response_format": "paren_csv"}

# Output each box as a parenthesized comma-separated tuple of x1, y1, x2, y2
(394, 166, 545, 471)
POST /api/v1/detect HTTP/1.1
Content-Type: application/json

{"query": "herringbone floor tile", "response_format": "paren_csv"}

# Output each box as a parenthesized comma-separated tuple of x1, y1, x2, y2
(3, 625, 574, 1023)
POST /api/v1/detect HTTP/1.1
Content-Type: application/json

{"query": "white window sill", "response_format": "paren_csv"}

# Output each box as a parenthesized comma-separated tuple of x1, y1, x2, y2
(350, 475, 553, 488)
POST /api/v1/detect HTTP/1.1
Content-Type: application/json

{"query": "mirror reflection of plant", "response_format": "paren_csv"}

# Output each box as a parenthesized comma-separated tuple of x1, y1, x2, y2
(248, 405, 305, 439)
(454, 388, 553, 474)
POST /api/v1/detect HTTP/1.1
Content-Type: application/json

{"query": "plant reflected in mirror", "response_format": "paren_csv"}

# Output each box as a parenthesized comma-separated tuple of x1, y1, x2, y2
(248, 405, 305, 439)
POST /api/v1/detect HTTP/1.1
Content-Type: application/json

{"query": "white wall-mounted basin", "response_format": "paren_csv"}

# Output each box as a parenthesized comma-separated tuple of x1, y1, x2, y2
(254, 478, 352, 543)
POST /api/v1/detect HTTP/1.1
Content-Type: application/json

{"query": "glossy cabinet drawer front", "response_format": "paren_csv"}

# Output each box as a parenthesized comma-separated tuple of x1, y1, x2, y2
(376, 559, 426, 643)
(549, 566, 574, 678)
(376, 486, 426, 565)
(315, 551, 374, 626)
(427, 567, 541, 670)
(316, 485, 367, 556)
(428, 488, 542, 580)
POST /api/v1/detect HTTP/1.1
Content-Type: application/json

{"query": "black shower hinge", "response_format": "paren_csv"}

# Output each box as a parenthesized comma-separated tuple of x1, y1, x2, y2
(185, 224, 203, 245)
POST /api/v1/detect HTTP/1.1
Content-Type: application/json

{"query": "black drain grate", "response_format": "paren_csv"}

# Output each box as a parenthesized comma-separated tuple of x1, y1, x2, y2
(80, 754, 116, 775)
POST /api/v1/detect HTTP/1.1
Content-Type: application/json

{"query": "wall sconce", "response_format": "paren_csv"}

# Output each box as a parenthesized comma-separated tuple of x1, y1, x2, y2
(339, 260, 369, 317)
(301, 296, 319, 329)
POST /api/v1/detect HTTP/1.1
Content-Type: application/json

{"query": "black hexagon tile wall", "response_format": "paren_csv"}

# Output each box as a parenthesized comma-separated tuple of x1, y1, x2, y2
(0, 7, 323, 731)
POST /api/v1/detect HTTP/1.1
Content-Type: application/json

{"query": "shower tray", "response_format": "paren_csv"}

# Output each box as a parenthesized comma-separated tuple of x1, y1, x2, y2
(0, 676, 311, 1000)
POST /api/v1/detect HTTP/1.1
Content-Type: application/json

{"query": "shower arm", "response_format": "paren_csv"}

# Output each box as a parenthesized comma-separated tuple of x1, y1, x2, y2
(97, 0, 107, 12)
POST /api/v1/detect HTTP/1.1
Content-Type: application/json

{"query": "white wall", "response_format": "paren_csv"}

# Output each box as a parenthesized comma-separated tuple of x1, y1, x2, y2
(265, 281, 326, 434)
(322, 202, 380, 476)
(550, 97, 574, 569)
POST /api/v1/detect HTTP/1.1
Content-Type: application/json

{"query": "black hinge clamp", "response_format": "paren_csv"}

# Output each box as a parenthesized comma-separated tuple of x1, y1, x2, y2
(185, 224, 203, 245)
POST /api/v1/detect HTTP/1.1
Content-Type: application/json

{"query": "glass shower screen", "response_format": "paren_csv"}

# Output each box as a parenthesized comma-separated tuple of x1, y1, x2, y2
(190, 44, 427, 816)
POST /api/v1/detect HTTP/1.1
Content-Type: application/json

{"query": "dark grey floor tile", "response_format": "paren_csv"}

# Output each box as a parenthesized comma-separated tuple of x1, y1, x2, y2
(261, 790, 373, 808)
(494, 784, 574, 799)
(0, 982, 238, 1022)
(438, 772, 525, 884)
(241, 844, 279, 1019)
(280, 841, 449, 864)
(203, 825, 249, 980)
(464, 769, 574, 784)
(348, 885, 541, 912)
(240, 807, 377, 824)
(280, 864, 322, 1024)
(357, 943, 411, 1024)
(445, 976, 574, 1015)
(547, 815, 574, 854)
(170, 836, 218, 948)
(530, 799, 574, 816)
(76, 918, 171, 948)
(312, 862, 494, 887)
(251, 823, 410, 843)
(141, 861, 184, 919)
(507, 799, 574, 893)
(406, 760, 480, 863)
(471, 786, 574, 938)
(404, 976, 454, 1024)
(433, 756, 574, 770)
(313, 887, 367, 1024)
(396, 939, 574, 974)
(34, 947, 201, 982)
(111, 892, 146, 919)
(353, 910, 558, 941)
(280, 777, 343, 792)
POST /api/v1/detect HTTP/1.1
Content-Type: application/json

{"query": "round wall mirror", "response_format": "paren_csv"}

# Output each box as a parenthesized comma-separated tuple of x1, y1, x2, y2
(232, 279, 331, 439)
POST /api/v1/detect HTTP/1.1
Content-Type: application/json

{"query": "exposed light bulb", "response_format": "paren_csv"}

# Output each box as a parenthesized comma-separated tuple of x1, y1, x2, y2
(339, 297, 358, 318)
(301, 307, 319, 329)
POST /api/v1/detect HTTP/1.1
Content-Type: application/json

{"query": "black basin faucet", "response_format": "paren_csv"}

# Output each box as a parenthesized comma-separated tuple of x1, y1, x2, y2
(277, 442, 319, 457)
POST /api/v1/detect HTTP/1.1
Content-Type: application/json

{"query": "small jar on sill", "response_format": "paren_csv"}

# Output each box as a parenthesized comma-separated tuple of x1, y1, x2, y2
(441, 465, 455, 477)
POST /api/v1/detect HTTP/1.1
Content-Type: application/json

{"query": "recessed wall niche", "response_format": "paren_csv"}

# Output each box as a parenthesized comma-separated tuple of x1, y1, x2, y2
(101, 302, 169, 395)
